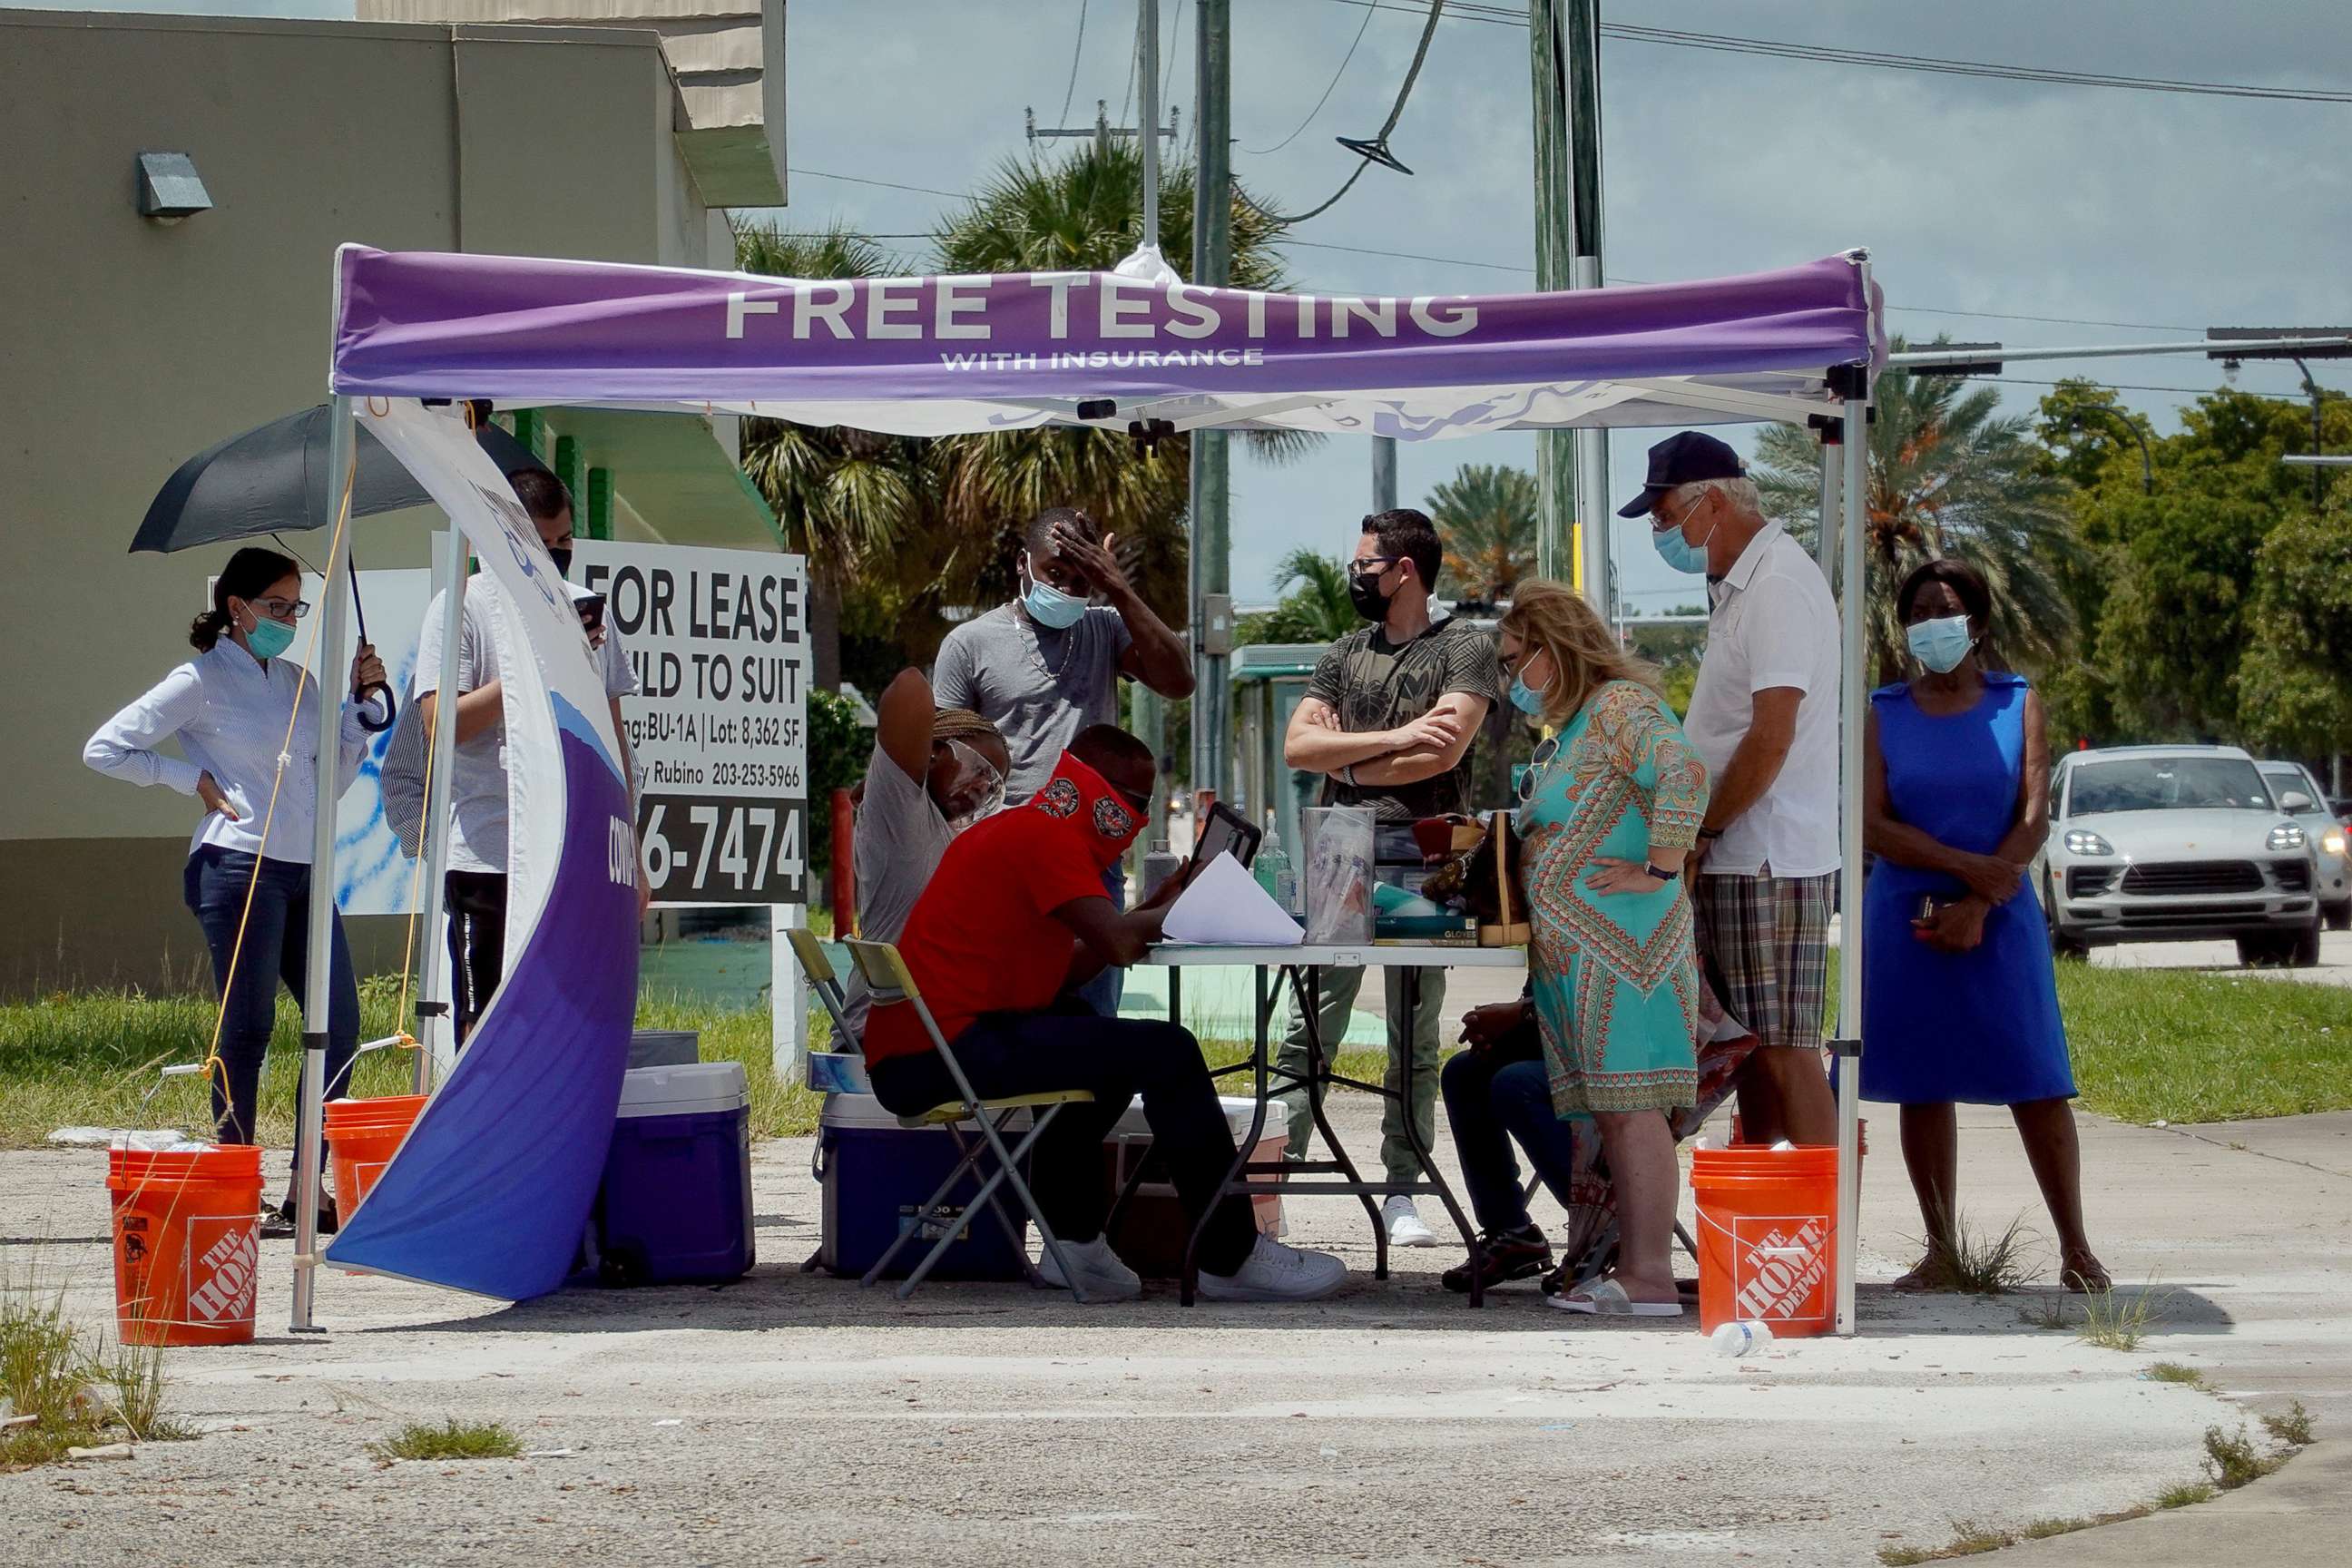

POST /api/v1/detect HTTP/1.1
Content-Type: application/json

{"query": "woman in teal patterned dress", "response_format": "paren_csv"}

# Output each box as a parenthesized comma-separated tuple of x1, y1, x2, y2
(1498, 581, 1710, 1317)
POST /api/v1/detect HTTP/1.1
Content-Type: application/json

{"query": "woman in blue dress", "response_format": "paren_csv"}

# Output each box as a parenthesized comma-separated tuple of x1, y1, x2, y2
(1862, 560, 2108, 1292)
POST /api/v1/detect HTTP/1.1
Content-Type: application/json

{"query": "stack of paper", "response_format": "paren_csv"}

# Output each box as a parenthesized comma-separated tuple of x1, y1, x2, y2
(1161, 851, 1305, 946)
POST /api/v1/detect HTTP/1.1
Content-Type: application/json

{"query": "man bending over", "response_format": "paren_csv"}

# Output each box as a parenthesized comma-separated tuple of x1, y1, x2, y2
(863, 725, 1348, 1303)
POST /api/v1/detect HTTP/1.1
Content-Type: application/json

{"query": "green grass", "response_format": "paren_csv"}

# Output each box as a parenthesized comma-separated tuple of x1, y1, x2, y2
(2154, 1480, 2216, 1509)
(2077, 1280, 2166, 1351)
(367, 1416, 522, 1463)
(0, 974, 828, 1148)
(8, 948, 2345, 1149)
(2053, 964, 2352, 1123)
(2, 1271, 193, 1471)
(2145, 1361, 2207, 1387)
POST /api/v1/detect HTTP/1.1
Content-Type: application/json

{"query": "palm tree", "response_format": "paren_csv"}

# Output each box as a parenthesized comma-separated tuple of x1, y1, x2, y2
(1427, 463, 1539, 603)
(733, 223, 938, 582)
(1752, 337, 2080, 681)
(931, 139, 1309, 629)
(1247, 548, 1359, 644)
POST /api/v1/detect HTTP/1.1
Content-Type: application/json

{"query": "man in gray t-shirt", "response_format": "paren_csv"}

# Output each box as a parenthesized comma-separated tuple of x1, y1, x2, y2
(932, 506, 1195, 807)
(933, 505, 1194, 1017)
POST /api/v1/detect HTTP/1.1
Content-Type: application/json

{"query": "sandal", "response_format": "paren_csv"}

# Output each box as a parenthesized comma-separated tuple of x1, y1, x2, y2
(1548, 1276, 1684, 1318)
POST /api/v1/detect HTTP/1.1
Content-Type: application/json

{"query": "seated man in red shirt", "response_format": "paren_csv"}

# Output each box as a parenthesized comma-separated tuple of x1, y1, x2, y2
(864, 725, 1348, 1303)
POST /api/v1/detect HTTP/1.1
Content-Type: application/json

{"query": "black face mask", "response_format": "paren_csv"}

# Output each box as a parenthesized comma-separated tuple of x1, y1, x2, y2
(548, 545, 573, 579)
(1348, 567, 1395, 622)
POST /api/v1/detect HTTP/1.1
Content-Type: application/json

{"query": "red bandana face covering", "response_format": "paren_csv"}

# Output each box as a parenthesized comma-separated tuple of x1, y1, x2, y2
(1030, 751, 1144, 872)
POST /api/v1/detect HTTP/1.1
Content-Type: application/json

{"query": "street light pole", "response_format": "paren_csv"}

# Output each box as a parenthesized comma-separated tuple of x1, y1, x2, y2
(2290, 356, 2325, 515)
(2064, 403, 2156, 495)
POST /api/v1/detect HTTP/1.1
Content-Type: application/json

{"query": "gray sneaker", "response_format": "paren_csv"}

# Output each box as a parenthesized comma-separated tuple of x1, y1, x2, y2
(1036, 1235, 1142, 1302)
(1198, 1234, 1348, 1302)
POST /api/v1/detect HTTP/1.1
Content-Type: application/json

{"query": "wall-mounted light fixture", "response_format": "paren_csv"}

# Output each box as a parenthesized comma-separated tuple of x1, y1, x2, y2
(136, 152, 212, 223)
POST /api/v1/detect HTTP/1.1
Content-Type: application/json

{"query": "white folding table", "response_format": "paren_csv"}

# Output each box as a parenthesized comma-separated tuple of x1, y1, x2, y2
(1140, 942, 1529, 1305)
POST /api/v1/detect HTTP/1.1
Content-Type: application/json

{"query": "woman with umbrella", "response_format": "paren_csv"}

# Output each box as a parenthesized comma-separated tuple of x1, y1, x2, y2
(84, 546, 386, 1233)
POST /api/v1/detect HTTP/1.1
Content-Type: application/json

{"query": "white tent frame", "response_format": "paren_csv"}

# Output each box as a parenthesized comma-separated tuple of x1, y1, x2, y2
(286, 241, 2346, 1337)
(283, 252, 1891, 1334)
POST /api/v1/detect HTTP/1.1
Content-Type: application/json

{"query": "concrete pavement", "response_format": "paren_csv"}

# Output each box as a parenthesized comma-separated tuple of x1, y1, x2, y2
(2, 1083, 2342, 1564)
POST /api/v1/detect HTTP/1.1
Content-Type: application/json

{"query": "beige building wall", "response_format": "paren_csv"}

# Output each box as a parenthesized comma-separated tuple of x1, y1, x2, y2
(0, 11, 730, 994)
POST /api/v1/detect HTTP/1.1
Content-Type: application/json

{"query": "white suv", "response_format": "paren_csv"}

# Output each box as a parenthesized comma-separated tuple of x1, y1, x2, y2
(2043, 745, 2321, 967)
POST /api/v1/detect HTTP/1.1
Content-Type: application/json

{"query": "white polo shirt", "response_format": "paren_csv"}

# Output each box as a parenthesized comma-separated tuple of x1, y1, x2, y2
(1683, 521, 1842, 878)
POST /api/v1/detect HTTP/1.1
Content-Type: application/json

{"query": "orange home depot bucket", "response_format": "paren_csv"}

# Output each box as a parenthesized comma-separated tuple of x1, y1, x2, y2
(106, 1141, 264, 1348)
(1689, 1145, 1842, 1338)
(324, 1094, 429, 1227)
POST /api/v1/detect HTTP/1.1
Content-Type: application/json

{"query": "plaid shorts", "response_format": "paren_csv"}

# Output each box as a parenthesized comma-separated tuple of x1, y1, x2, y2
(1692, 871, 1836, 1052)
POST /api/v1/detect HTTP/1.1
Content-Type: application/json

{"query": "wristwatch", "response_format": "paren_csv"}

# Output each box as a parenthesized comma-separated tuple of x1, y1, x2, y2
(1645, 863, 1678, 883)
(1696, 826, 1723, 841)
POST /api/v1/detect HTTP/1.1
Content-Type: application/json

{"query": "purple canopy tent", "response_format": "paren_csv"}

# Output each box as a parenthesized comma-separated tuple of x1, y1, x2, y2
(290, 244, 1883, 1332)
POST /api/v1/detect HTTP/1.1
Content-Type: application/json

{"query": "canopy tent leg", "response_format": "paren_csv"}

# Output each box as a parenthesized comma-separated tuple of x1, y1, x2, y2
(412, 526, 469, 1090)
(1570, 258, 1611, 617)
(290, 394, 356, 1336)
(1815, 416, 1844, 589)
(1833, 362, 1870, 1338)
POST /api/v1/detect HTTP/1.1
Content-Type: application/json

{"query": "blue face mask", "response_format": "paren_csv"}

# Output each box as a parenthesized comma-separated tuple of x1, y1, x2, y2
(1650, 495, 1716, 574)
(1021, 554, 1088, 631)
(245, 615, 295, 662)
(1509, 671, 1549, 716)
(1906, 614, 1975, 673)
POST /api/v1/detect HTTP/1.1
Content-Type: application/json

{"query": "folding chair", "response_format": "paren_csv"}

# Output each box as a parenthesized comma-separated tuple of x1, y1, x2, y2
(840, 939, 1096, 1303)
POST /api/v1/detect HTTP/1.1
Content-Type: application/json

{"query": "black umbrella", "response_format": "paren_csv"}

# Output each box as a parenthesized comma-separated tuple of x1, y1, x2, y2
(132, 404, 551, 730)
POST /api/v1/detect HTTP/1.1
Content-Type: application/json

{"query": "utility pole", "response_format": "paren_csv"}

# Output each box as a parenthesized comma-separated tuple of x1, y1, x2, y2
(1371, 436, 1397, 513)
(1130, 0, 1171, 858)
(1191, 0, 1233, 804)
(1528, 1, 1609, 613)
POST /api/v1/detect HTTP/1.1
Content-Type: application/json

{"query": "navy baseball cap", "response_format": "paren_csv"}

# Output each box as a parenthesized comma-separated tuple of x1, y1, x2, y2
(1617, 430, 1747, 517)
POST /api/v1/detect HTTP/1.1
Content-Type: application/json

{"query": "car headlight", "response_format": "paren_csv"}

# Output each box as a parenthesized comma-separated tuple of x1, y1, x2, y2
(2325, 829, 2347, 857)
(2269, 823, 2308, 852)
(2063, 830, 2114, 857)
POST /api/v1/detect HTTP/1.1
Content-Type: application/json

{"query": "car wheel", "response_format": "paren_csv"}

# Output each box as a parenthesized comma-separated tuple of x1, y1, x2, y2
(2328, 901, 2351, 934)
(2045, 896, 2090, 961)
(2238, 936, 2282, 969)
(2291, 921, 2323, 969)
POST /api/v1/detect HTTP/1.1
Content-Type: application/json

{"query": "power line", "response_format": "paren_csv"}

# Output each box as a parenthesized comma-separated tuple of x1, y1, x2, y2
(1251, 0, 1450, 225)
(1058, 0, 1092, 126)
(1313, 0, 2352, 104)
(788, 167, 966, 200)
(1265, 236, 2205, 332)
(1245, 0, 1377, 154)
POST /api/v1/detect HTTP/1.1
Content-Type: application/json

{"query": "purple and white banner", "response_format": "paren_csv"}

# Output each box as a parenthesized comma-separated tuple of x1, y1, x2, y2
(329, 246, 1881, 436)
(325, 399, 639, 1302)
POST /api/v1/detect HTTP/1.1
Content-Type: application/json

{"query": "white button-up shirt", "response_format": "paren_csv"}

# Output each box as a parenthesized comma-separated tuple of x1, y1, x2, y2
(1682, 521, 1842, 878)
(84, 639, 372, 865)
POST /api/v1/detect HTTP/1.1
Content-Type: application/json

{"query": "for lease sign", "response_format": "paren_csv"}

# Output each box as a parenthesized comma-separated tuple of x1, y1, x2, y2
(574, 541, 809, 906)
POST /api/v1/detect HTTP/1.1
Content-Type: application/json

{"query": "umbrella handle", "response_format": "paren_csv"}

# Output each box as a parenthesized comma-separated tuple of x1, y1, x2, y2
(354, 681, 397, 734)
(343, 551, 397, 732)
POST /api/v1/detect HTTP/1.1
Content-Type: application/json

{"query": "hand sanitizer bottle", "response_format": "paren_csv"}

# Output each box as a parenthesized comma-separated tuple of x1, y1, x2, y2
(1255, 816, 1299, 916)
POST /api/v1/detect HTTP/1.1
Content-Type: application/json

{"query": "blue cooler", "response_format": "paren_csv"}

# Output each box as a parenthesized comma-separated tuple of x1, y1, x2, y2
(595, 1062, 755, 1286)
(817, 1093, 1027, 1281)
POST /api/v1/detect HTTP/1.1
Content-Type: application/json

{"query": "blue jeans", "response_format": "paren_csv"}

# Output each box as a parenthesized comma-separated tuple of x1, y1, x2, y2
(1074, 866, 1127, 1017)
(1440, 1032, 1583, 1236)
(183, 848, 358, 1159)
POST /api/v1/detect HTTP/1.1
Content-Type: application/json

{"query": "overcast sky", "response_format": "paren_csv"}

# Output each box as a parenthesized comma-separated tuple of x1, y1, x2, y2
(24, 0, 2350, 610)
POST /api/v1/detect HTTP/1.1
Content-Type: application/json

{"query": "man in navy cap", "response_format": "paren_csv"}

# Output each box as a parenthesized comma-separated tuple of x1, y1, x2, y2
(1622, 431, 1841, 1146)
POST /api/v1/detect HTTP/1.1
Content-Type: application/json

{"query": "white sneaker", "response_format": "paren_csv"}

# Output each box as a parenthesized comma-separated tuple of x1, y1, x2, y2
(1198, 1234, 1348, 1302)
(1384, 1195, 1438, 1249)
(1035, 1235, 1142, 1302)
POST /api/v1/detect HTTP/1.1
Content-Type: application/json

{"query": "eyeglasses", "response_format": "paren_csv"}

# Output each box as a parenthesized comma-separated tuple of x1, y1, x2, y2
(248, 596, 310, 622)
(1650, 491, 1706, 533)
(1515, 735, 1561, 803)
(1347, 555, 1397, 580)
